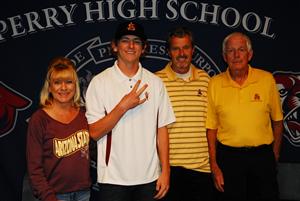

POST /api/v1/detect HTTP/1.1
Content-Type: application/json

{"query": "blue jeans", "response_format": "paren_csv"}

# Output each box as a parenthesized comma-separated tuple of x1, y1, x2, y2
(56, 190, 90, 201)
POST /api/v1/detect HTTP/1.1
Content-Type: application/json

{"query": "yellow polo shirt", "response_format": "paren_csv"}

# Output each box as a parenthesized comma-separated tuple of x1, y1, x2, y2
(206, 66, 283, 147)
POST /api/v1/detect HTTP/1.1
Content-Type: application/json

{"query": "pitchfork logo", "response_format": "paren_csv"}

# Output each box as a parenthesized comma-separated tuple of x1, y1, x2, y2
(0, 81, 32, 138)
(273, 71, 300, 147)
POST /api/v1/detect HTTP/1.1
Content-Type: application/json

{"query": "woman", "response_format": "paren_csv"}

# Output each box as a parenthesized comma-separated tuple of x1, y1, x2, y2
(27, 57, 91, 201)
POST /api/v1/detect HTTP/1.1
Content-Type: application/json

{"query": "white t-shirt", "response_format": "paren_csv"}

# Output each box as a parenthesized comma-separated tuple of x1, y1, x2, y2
(85, 61, 175, 185)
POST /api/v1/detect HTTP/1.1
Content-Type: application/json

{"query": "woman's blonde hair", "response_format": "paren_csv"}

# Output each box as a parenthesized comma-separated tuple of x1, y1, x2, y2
(40, 57, 81, 107)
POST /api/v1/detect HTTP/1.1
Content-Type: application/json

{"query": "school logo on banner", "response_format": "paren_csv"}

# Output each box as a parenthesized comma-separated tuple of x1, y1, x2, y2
(273, 71, 300, 147)
(0, 81, 32, 138)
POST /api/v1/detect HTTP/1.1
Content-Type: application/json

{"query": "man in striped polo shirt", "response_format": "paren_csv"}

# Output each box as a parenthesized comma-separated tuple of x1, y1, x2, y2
(156, 26, 214, 201)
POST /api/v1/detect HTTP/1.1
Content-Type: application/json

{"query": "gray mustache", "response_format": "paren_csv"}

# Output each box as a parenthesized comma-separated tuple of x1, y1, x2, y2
(176, 56, 187, 60)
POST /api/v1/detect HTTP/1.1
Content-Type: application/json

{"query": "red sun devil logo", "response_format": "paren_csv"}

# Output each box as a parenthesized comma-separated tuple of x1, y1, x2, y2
(0, 81, 32, 138)
(273, 71, 300, 147)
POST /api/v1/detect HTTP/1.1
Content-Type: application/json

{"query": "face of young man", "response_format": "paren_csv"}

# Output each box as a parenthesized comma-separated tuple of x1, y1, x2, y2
(49, 71, 76, 105)
(168, 35, 194, 74)
(114, 35, 145, 66)
(223, 34, 253, 72)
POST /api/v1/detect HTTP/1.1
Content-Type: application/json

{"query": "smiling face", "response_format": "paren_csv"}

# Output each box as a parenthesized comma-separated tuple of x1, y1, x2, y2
(113, 35, 146, 66)
(49, 70, 76, 105)
(168, 35, 194, 74)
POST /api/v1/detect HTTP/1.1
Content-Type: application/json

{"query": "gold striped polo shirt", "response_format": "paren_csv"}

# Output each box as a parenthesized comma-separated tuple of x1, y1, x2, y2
(156, 62, 211, 173)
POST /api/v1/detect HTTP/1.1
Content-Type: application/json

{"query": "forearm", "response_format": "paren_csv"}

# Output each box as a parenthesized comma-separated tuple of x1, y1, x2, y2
(89, 80, 148, 141)
(272, 120, 283, 161)
(154, 126, 170, 199)
(206, 128, 225, 192)
(206, 129, 218, 168)
(89, 102, 127, 141)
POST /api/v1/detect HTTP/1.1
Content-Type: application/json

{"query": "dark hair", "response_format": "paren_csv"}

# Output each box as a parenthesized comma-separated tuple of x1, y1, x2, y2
(166, 26, 195, 50)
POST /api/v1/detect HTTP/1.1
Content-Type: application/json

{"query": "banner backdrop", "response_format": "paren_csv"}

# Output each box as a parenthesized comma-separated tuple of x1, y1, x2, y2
(0, 1, 299, 200)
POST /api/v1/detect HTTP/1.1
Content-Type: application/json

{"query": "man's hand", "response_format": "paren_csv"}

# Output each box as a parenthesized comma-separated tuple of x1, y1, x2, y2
(119, 80, 148, 111)
(154, 171, 170, 199)
(211, 163, 224, 192)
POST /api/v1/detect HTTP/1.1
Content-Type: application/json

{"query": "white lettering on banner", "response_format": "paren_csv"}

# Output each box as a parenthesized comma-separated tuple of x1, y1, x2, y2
(166, 1, 275, 38)
(84, 0, 159, 21)
(182, 1, 199, 21)
(8, 15, 26, 37)
(118, 0, 136, 19)
(198, 3, 219, 25)
(220, 7, 240, 27)
(0, 20, 7, 41)
(24, 12, 45, 33)
(84, 1, 107, 21)
(140, 0, 159, 18)
(0, 0, 276, 42)
(148, 43, 168, 57)
(1, 4, 77, 41)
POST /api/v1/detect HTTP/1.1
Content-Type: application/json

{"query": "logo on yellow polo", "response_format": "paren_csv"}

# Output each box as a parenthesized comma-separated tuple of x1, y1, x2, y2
(254, 93, 260, 101)
(53, 130, 89, 158)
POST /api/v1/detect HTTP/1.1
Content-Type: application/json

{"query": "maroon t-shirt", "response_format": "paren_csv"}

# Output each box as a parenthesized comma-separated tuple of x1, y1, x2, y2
(27, 107, 91, 201)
